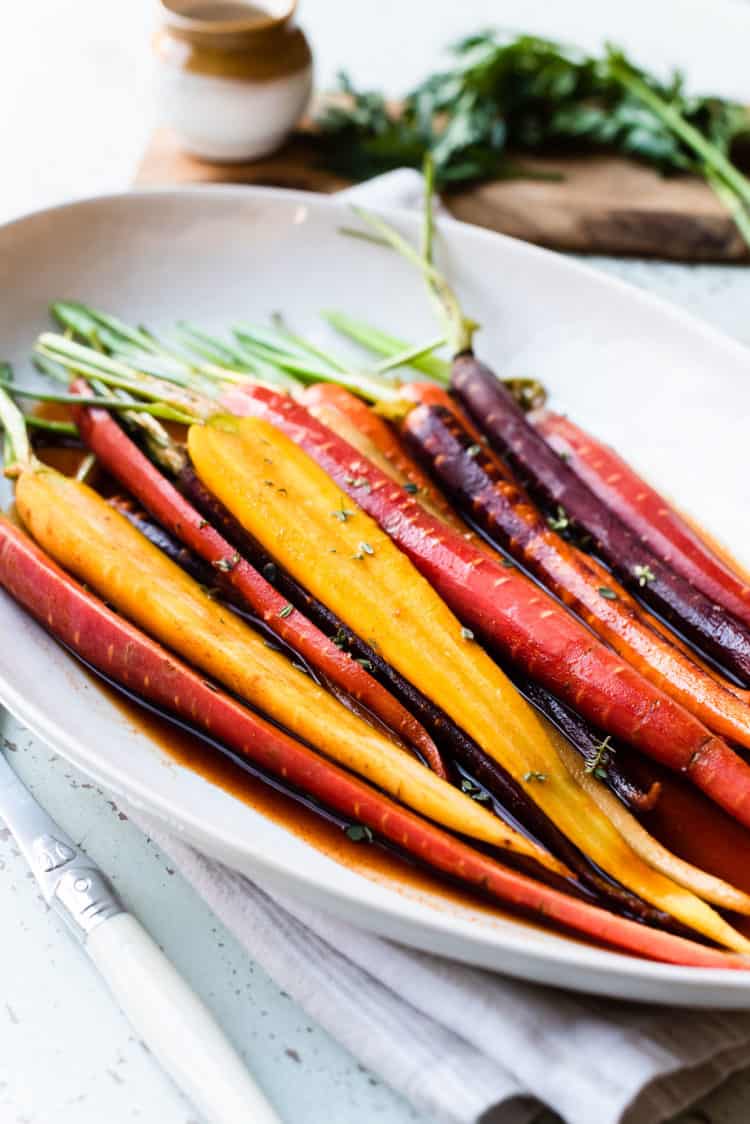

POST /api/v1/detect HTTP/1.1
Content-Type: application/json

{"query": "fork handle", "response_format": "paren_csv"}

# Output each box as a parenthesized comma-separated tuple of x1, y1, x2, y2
(87, 912, 282, 1124)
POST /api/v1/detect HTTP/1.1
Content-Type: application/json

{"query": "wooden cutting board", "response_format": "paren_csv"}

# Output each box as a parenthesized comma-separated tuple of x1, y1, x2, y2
(135, 127, 748, 262)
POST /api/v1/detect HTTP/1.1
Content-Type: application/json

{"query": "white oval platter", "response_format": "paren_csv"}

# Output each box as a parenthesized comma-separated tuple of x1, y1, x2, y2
(1, 186, 749, 1005)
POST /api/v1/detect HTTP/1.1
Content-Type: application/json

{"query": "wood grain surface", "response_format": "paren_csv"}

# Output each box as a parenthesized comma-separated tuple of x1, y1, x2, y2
(136, 127, 748, 261)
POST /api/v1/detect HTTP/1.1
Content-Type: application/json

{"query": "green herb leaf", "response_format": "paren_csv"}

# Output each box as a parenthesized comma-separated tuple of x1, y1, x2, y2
(404, 482, 420, 494)
(585, 735, 613, 781)
(598, 586, 618, 600)
(278, 603, 294, 619)
(212, 552, 240, 573)
(547, 505, 569, 532)
(634, 563, 656, 587)
(345, 823, 374, 843)
(523, 771, 547, 783)
(460, 778, 491, 803)
(460, 626, 475, 640)
(332, 627, 349, 649)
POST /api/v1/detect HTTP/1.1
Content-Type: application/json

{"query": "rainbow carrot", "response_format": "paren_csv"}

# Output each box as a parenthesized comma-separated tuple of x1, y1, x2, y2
(223, 385, 750, 831)
(72, 393, 445, 777)
(6, 515, 733, 964)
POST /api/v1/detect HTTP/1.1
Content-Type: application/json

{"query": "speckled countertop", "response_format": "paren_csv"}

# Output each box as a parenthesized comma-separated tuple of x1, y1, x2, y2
(2, 2, 750, 1122)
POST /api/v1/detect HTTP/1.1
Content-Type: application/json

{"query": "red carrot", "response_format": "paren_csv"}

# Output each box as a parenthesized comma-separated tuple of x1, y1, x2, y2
(2, 514, 745, 968)
(533, 409, 750, 631)
(72, 393, 446, 777)
(231, 385, 750, 829)
(403, 402, 750, 750)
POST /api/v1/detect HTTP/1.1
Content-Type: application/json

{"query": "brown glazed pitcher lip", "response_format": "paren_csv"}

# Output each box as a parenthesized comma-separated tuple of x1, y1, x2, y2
(159, 0, 298, 39)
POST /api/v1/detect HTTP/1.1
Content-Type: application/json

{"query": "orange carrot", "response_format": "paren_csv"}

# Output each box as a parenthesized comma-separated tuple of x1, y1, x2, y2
(228, 385, 750, 830)
(297, 383, 466, 530)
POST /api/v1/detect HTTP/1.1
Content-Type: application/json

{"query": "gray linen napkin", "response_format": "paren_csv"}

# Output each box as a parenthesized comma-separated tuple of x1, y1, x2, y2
(134, 169, 750, 1124)
(135, 813, 750, 1124)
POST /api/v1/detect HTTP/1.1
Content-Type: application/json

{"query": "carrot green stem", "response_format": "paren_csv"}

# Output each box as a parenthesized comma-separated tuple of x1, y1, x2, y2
(26, 417, 79, 436)
(269, 313, 350, 373)
(0, 382, 196, 425)
(322, 311, 451, 381)
(373, 335, 448, 375)
(0, 383, 32, 469)
(234, 330, 407, 404)
(34, 335, 209, 414)
(52, 301, 163, 357)
(350, 202, 475, 354)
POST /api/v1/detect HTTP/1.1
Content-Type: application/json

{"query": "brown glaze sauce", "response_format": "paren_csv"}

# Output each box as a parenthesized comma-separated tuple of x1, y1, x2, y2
(105, 683, 551, 933)
(32, 403, 89, 477)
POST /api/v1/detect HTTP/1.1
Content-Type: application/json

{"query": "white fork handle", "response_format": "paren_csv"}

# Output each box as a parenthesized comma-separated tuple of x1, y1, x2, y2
(87, 912, 282, 1124)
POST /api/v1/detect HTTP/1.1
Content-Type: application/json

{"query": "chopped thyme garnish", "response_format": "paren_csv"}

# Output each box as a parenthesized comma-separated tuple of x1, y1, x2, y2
(262, 561, 278, 583)
(345, 823, 374, 843)
(346, 475, 371, 491)
(598, 586, 618, 600)
(559, 450, 570, 462)
(524, 771, 547, 783)
(404, 482, 419, 494)
(332, 627, 349, 649)
(585, 735, 613, 781)
(460, 778, 491, 804)
(634, 563, 656, 587)
(332, 501, 354, 522)
(212, 552, 240, 573)
(198, 519, 208, 529)
(356, 657, 374, 670)
(460, 626, 474, 640)
(466, 443, 481, 458)
(501, 557, 516, 568)
(278, 603, 293, 619)
(547, 505, 569, 532)
(359, 541, 374, 555)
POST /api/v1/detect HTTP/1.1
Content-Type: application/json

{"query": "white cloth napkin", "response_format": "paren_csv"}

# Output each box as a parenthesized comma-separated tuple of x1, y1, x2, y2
(136, 170, 750, 1124)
